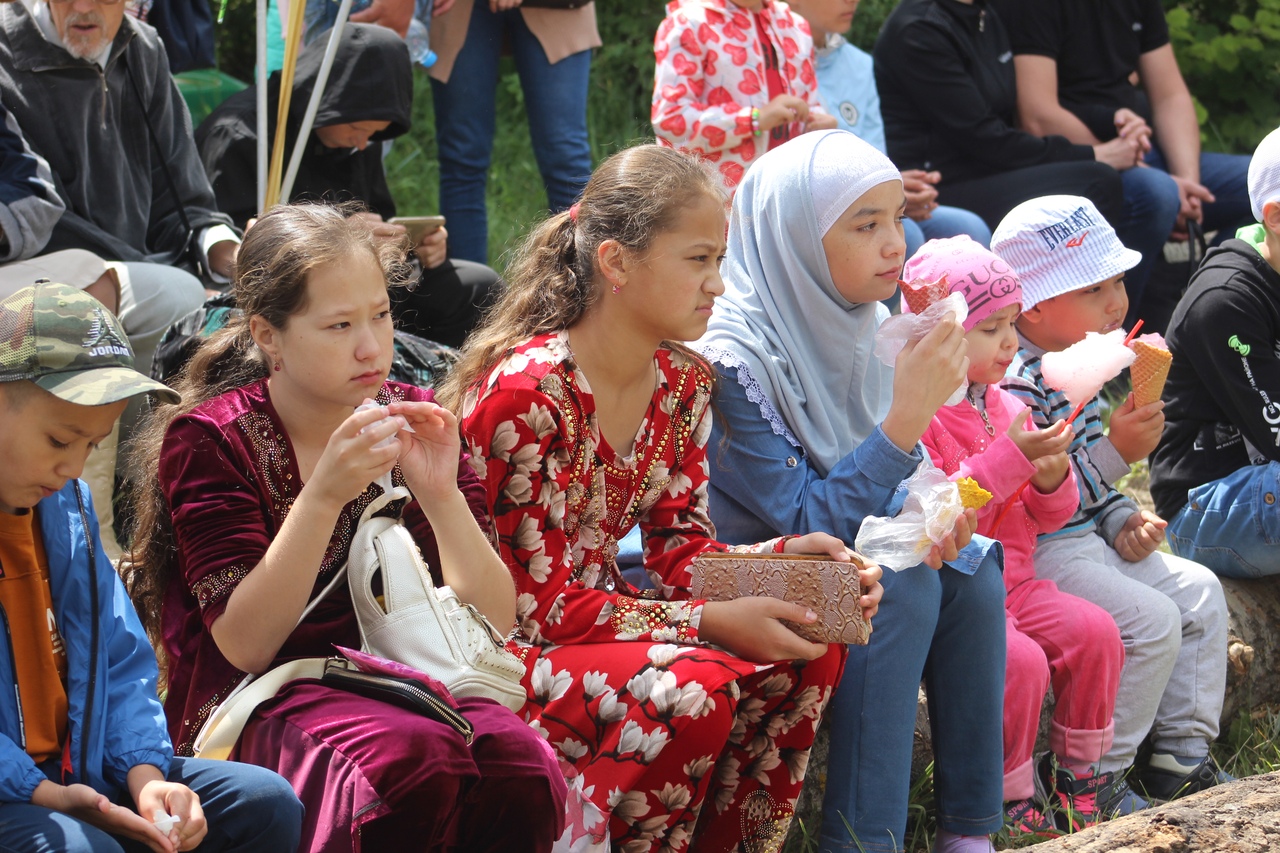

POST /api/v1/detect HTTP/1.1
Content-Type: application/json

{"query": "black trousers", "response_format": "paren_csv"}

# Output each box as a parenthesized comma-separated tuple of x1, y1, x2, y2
(937, 161, 1124, 231)
(392, 258, 503, 349)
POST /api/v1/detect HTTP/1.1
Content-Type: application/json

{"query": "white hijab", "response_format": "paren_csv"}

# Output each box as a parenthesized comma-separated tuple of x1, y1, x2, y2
(698, 130, 902, 476)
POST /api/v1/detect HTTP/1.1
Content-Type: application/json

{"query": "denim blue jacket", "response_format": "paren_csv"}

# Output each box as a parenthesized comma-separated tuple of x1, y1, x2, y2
(0, 481, 171, 804)
(705, 365, 994, 573)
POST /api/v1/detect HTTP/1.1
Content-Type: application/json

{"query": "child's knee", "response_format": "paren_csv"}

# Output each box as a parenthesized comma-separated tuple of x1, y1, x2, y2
(1134, 592, 1183, 656)
(1066, 603, 1125, 670)
(1006, 630, 1050, 696)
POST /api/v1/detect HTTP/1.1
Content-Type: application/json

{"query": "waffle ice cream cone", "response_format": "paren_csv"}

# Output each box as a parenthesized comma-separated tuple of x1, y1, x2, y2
(899, 275, 951, 315)
(956, 477, 993, 510)
(1131, 340, 1172, 407)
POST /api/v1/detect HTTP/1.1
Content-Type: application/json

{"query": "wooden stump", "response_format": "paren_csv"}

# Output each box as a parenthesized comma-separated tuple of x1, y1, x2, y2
(1027, 771, 1280, 851)
(1218, 578, 1280, 725)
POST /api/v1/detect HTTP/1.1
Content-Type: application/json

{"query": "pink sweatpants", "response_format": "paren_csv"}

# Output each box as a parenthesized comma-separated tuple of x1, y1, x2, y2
(1002, 577, 1125, 801)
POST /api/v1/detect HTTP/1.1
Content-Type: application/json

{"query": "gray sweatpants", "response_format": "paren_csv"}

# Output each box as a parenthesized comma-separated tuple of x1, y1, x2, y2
(1034, 532, 1228, 773)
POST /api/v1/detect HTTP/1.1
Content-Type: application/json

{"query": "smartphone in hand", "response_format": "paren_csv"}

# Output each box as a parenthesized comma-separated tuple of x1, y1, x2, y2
(388, 215, 446, 246)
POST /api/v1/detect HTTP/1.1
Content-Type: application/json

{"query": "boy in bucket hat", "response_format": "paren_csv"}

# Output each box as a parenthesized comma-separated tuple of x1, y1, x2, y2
(1152, 127, 1280, 581)
(994, 198, 1231, 819)
(0, 282, 301, 853)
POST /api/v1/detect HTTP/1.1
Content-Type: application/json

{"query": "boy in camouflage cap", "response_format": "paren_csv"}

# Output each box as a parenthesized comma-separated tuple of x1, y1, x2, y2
(0, 283, 302, 853)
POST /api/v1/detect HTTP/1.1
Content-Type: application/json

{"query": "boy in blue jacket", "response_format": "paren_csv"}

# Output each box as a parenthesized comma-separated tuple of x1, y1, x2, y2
(0, 282, 301, 852)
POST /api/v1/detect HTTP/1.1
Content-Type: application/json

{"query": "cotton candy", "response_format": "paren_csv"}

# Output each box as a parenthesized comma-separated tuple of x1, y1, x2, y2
(874, 292, 970, 406)
(1040, 329, 1136, 408)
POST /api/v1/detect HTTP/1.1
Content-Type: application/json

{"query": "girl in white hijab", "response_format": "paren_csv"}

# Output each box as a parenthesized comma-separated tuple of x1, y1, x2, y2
(699, 130, 1008, 853)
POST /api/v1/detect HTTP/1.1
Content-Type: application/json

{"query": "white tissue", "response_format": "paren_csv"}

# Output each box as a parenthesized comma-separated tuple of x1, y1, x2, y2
(152, 810, 180, 834)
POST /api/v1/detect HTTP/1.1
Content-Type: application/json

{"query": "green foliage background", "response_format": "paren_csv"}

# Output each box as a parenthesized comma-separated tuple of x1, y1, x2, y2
(208, 0, 1278, 270)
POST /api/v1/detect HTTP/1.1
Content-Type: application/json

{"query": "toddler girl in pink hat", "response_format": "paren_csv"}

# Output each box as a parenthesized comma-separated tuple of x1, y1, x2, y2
(910, 236, 1127, 833)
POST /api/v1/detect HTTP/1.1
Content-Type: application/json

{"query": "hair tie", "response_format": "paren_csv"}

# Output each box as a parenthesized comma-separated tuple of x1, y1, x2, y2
(568, 202, 580, 222)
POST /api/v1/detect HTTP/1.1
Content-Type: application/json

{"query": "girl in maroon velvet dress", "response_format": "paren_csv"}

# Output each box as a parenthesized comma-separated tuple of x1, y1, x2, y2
(126, 204, 566, 853)
(440, 144, 884, 853)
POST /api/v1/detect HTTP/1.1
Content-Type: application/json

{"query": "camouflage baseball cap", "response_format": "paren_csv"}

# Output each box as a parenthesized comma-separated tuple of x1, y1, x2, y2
(0, 282, 180, 405)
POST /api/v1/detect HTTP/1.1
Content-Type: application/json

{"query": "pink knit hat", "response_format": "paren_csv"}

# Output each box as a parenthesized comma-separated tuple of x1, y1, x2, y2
(901, 236, 1022, 331)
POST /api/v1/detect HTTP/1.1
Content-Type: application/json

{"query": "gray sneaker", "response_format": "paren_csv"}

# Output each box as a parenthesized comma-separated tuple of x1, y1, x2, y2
(1137, 754, 1235, 802)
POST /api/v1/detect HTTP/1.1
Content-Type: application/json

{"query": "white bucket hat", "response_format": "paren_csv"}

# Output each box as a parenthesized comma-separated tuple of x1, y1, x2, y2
(991, 195, 1141, 310)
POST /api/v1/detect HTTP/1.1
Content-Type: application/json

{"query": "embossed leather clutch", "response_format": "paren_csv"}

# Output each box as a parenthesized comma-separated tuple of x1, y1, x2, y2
(690, 552, 871, 645)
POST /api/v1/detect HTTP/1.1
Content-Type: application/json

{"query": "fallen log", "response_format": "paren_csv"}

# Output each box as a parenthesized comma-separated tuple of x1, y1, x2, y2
(1027, 771, 1280, 852)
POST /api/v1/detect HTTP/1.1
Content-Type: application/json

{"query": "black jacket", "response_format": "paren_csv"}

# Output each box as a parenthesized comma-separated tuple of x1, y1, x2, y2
(1151, 232, 1280, 518)
(873, 0, 1094, 184)
(0, 3, 234, 263)
(196, 23, 412, 228)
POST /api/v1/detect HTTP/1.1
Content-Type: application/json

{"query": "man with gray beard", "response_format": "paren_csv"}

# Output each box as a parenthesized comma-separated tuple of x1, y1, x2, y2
(0, 0, 239, 385)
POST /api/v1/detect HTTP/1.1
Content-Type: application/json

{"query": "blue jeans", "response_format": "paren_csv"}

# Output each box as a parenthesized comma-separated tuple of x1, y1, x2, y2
(1117, 146, 1252, 326)
(0, 757, 302, 853)
(1167, 462, 1280, 579)
(820, 553, 1007, 852)
(903, 205, 993, 258)
(430, 4, 592, 263)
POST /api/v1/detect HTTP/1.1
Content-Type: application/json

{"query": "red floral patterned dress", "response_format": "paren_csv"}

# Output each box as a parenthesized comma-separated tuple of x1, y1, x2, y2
(460, 332, 845, 853)
(651, 0, 824, 193)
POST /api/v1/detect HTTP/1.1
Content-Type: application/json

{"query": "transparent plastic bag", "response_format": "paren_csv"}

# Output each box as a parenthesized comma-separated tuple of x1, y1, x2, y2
(874, 291, 970, 406)
(854, 464, 965, 572)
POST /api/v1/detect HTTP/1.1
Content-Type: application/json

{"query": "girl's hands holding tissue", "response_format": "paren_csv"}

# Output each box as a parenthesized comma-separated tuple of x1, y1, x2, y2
(310, 404, 405, 509)
(387, 400, 464, 504)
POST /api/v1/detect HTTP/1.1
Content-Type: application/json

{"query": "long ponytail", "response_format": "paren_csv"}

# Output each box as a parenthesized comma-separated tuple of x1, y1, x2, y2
(438, 143, 726, 412)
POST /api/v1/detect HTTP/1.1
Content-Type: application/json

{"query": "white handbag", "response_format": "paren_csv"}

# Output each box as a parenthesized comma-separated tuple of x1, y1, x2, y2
(194, 482, 527, 757)
(347, 485, 528, 712)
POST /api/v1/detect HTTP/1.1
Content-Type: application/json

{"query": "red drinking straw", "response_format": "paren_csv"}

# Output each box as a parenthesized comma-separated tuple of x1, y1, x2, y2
(987, 320, 1145, 532)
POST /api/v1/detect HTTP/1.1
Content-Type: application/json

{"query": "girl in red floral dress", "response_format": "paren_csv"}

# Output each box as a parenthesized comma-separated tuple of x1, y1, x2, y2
(652, 0, 836, 195)
(442, 144, 882, 853)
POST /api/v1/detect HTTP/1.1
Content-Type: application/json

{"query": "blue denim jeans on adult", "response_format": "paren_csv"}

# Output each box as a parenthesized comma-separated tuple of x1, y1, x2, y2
(1117, 146, 1252, 324)
(0, 756, 302, 853)
(902, 204, 993, 258)
(820, 555, 1007, 852)
(430, 3, 592, 263)
(1166, 461, 1280, 579)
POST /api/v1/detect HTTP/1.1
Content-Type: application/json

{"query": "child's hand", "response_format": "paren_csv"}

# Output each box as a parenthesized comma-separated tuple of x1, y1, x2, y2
(805, 112, 838, 132)
(883, 314, 969, 451)
(1114, 509, 1167, 562)
(1108, 393, 1165, 464)
(759, 95, 810, 132)
(136, 780, 208, 852)
(1006, 407, 1073, 461)
(33, 780, 177, 853)
(1030, 451, 1070, 493)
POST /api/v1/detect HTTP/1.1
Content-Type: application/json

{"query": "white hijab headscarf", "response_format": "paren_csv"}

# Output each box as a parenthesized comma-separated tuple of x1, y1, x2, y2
(698, 130, 903, 476)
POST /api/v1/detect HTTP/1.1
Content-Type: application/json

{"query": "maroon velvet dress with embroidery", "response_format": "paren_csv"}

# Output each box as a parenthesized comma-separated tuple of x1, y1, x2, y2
(158, 379, 565, 853)
(459, 333, 846, 853)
